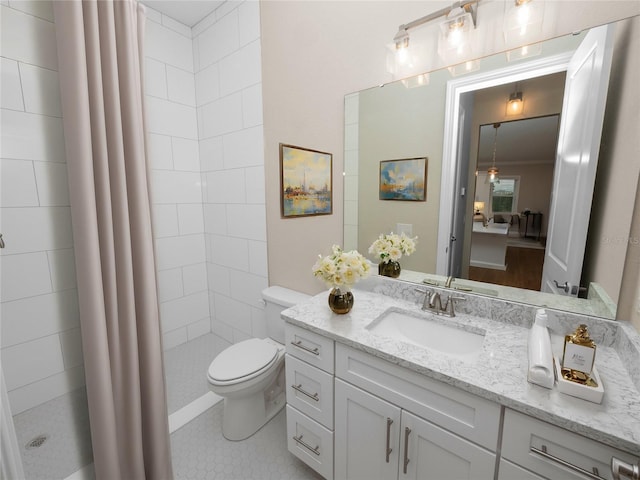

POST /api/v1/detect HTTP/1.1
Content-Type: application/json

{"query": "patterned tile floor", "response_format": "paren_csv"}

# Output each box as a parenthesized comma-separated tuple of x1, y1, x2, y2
(12, 333, 319, 479)
(171, 402, 322, 480)
(12, 387, 93, 480)
(164, 333, 216, 414)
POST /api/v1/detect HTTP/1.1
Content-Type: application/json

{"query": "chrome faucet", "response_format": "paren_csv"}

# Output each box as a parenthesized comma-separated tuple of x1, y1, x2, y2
(416, 289, 465, 317)
(444, 276, 453, 288)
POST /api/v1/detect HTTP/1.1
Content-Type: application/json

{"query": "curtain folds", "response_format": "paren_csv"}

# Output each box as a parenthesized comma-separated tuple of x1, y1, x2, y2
(53, 1, 173, 478)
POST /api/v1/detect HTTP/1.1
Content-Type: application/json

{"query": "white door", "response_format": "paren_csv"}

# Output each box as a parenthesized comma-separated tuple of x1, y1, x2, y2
(541, 25, 614, 295)
(334, 379, 401, 480)
(399, 410, 496, 480)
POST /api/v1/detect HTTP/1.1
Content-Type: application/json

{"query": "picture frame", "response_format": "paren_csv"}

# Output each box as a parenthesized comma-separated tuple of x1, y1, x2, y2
(280, 143, 333, 218)
(379, 157, 428, 201)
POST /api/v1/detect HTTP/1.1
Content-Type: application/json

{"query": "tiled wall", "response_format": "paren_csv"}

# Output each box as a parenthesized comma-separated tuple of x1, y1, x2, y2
(0, 0, 267, 416)
(144, 8, 211, 350)
(0, 1, 84, 414)
(145, 1, 268, 354)
(192, 1, 269, 357)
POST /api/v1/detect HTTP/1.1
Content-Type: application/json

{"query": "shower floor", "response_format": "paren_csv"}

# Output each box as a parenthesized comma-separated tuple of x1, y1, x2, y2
(13, 333, 316, 480)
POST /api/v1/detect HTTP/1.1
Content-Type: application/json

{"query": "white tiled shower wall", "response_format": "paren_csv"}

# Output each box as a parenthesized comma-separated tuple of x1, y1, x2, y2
(146, 1, 268, 354)
(0, 1, 84, 414)
(0, 0, 267, 415)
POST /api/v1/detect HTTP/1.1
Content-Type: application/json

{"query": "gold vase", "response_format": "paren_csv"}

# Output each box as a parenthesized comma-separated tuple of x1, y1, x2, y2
(328, 287, 354, 314)
(378, 260, 401, 278)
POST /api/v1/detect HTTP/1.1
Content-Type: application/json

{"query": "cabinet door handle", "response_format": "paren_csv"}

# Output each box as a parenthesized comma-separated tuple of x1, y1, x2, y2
(291, 383, 319, 402)
(385, 417, 393, 463)
(611, 457, 640, 480)
(290, 340, 319, 355)
(403, 427, 411, 474)
(531, 445, 606, 480)
(293, 434, 320, 456)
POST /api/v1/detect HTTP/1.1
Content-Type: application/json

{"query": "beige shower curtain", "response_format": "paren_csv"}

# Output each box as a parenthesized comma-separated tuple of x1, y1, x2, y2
(53, 1, 173, 478)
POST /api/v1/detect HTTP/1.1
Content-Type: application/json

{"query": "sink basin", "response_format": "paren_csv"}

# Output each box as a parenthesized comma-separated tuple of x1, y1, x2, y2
(367, 309, 485, 358)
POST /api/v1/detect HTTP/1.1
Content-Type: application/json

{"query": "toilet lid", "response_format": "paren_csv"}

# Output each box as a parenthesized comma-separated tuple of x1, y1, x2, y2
(208, 338, 279, 383)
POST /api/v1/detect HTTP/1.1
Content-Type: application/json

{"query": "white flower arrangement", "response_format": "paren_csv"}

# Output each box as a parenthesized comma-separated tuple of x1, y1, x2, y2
(312, 245, 372, 288)
(368, 232, 417, 264)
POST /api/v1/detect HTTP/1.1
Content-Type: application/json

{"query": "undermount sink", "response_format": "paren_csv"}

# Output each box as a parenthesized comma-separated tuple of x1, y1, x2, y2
(367, 308, 485, 358)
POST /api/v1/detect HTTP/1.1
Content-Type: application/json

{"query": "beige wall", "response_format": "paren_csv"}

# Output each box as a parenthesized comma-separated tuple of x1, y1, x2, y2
(261, 1, 640, 298)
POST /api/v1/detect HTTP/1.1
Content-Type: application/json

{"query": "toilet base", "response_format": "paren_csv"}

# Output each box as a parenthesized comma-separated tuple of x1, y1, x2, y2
(222, 389, 286, 441)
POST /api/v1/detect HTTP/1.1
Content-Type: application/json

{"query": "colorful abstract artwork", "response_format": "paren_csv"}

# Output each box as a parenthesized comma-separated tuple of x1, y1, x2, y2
(379, 157, 427, 201)
(280, 144, 332, 217)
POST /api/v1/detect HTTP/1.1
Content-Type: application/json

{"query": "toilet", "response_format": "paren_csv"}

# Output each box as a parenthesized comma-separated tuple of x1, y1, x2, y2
(207, 286, 310, 441)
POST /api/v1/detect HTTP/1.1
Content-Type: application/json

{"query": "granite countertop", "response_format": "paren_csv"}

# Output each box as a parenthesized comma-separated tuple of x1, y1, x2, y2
(282, 287, 640, 455)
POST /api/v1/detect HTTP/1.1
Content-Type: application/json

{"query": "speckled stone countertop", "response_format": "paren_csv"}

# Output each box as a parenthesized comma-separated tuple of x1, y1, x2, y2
(282, 282, 640, 456)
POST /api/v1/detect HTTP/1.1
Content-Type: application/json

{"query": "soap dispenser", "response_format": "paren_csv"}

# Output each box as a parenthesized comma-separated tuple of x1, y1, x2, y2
(527, 309, 554, 389)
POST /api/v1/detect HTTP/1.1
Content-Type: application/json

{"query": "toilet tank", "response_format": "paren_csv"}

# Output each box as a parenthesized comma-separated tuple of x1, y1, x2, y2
(262, 286, 310, 343)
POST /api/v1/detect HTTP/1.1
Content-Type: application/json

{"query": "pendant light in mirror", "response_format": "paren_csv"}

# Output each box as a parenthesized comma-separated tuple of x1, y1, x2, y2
(487, 123, 501, 184)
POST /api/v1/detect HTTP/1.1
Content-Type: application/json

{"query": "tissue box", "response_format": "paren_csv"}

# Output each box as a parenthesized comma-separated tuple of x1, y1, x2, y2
(554, 358, 604, 404)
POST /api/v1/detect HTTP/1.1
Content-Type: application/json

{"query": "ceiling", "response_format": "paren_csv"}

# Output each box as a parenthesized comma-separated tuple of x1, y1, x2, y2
(477, 115, 561, 167)
(140, 0, 223, 27)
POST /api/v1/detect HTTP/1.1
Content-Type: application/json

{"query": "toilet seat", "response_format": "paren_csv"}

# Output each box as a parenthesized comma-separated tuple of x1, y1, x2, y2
(207, 338, 279, 386)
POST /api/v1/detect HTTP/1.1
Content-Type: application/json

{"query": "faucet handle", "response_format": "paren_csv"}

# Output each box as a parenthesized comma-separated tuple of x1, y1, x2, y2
(445, 295, 466, 317)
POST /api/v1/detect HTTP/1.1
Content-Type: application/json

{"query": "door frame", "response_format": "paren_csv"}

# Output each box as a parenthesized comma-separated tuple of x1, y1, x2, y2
(436, 51, 573, 275)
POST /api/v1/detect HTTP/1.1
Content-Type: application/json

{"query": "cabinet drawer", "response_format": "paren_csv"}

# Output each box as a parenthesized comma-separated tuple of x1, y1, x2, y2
(286, 405, 334, 480)
(498, 459, 545, 480)
(285, 324, 334, 373)
(286, 354, 334, 429)
(335, 343, 500, 450)
(502, 409, 639, 480)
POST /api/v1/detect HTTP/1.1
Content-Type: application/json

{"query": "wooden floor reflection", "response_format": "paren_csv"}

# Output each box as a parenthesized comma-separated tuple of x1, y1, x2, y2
(468, 246, 545, 291)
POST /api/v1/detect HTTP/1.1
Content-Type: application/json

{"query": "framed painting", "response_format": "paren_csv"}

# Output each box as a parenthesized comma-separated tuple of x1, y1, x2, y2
(379, 157, 428, 201)
(280, 143, 333, 218)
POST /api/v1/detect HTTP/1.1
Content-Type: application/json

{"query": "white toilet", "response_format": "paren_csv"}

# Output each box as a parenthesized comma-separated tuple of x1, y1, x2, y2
(206, 286, 310, 441)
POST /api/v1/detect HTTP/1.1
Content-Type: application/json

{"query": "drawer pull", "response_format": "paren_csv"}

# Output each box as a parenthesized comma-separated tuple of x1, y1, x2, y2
(611, 457, 640, 480)
(293, 434, 320, 456)
(291, 383, 319, 402)
(531, 445, 606, 480)
(385, 417, 393, 463)
(290, 340, 319, 355)
(403, 427, 411, 474)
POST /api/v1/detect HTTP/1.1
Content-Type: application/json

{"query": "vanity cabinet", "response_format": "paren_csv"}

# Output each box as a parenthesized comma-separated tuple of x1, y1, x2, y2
(334, 379, 496, 480)
(500, 409, 639, 480)
(284, 324, 335, 479)
(334, 343, 499, 479)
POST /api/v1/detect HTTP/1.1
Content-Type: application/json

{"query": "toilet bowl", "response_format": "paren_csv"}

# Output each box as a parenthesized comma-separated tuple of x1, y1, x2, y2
(207, 286, 310, 441)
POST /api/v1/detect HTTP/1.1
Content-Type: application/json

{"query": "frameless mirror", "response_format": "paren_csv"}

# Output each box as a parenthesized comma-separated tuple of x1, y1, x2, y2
(344, 16, 640, 320)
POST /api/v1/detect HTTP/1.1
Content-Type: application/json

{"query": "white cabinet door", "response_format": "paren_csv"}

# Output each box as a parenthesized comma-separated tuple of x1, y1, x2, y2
(334, 379, 401, 480)
(399, 410, 496, 480)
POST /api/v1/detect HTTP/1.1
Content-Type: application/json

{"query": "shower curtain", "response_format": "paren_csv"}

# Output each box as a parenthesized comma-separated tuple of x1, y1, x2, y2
(53, 1, 173, 478)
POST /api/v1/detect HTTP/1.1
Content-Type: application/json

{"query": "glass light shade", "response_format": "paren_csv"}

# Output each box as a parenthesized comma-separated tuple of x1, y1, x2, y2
(487, 166, 500, 183)
(506, 42, 543, 62)
(402, 73, 430, 89)
(506, 92, 524, 115)
(438, 8, 475, 63)
(504, 0, 544, 46)
(447, 59, 481, 77)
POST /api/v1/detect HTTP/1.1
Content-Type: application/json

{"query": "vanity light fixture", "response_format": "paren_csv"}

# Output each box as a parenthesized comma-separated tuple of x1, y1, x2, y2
(388, 1, 480, 77)
(487, 123, 501, 184)
(506, 86, 524, 115)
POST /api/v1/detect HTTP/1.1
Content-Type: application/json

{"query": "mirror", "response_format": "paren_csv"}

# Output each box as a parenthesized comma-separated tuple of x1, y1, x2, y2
(344, 16, 639, 320)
